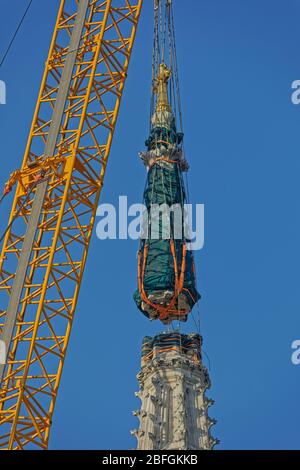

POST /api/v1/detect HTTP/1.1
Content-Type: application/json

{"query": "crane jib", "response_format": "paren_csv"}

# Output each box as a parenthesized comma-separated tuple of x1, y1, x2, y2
(0, 0, 143, 450)
(0, 0, 90, 384)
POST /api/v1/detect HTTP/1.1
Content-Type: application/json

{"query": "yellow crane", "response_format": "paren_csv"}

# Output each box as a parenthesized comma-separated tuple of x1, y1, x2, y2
(0, 0, 143, 450)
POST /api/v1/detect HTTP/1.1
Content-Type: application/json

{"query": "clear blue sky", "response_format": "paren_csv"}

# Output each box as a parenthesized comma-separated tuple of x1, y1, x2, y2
(0, 0, 300, 450)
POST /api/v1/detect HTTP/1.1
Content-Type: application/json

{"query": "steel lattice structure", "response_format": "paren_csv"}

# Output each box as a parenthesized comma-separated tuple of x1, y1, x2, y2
(0, 0, 143, 450)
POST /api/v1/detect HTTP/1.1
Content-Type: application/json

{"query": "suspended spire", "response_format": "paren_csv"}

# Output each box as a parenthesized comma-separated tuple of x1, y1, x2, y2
(134, 0, 198, 324)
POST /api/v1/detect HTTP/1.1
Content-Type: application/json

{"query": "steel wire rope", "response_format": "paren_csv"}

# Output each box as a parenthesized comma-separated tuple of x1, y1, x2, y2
(170, 5, 183, 132)
(0, 0, 34, 218)
(0, 0, 33, 69)
(184, 171, 202, 334)
(184, 172, 212, 370)
(168, 1, 185, 329)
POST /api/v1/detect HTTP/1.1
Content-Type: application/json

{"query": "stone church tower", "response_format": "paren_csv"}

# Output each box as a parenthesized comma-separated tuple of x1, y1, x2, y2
(132, 333, 218, 450)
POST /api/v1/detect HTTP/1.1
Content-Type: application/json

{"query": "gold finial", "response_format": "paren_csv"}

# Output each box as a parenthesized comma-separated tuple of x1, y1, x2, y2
(153, 63, 172, 113)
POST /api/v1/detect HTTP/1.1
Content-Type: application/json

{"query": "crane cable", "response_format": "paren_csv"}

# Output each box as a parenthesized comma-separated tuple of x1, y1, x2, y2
(0, 0, 33, 69)
(0, 0, 35, 234)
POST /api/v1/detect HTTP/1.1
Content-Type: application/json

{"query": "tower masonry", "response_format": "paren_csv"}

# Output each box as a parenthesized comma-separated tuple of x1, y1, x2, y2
(132, 333, 218, 450)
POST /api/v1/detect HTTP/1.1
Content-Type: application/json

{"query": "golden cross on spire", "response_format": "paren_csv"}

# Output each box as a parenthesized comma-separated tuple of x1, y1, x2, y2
(153, 63, 172, 113)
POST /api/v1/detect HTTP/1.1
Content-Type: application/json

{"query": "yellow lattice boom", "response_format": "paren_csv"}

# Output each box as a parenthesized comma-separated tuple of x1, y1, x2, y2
(0, 0, 143, 450)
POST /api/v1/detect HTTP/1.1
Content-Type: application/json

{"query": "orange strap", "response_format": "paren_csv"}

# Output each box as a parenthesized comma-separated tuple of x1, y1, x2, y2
(148, 156, 180, 170)
(138, 239, 189, 321)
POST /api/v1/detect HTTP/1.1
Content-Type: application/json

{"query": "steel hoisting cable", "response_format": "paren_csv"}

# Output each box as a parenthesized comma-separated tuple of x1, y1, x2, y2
(0, 0, 34, 236)
(168, 0, 199, 329)
(0, 0, 35, 240)
(0, 0, 33, 69)
(183, 166, 202, 335)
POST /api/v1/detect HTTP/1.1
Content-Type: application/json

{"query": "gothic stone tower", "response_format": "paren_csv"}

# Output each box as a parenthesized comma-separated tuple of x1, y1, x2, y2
(132, 333, 218, 450)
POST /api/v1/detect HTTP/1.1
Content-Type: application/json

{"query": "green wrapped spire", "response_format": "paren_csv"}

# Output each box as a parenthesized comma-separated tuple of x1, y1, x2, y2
(134, 63, 200, 324)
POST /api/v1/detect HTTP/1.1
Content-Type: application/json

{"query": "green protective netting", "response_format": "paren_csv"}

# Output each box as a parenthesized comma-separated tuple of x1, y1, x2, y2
(134, 160, 200, 319)
(144, 159, 185, 206)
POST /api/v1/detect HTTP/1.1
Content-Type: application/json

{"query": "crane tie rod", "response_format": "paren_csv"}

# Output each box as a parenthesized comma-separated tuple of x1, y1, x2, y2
(0, 0, 33, 69)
